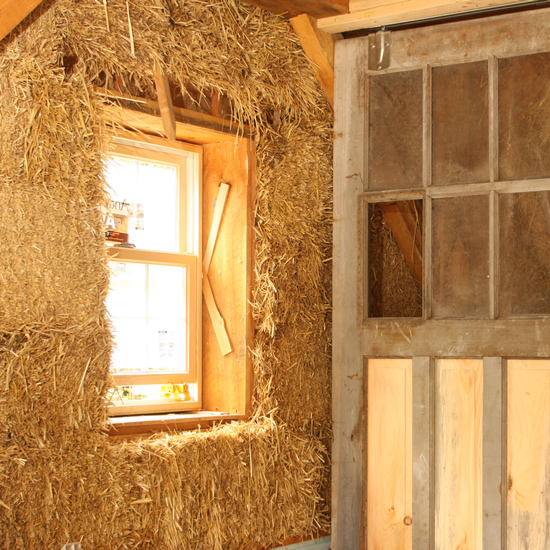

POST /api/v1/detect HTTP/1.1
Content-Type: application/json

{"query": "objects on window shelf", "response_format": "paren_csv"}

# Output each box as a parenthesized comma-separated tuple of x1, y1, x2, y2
(109, 383, 196, 404)
(102, 200, 133, 243)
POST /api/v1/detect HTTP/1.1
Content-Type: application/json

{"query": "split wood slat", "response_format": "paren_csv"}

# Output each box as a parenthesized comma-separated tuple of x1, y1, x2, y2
(203, 183, 230, 273)
(202, 268, 232, 356)
(0, 0, 44, 41)
(378, 200, 422, 289)
(290, 14, 338, 108)
(318, 0, 539, 33)
(153, 64, 177, 141)
(202, 182, 232, 356)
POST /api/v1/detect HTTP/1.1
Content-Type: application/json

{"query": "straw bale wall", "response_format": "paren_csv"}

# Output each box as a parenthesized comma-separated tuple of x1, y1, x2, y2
(0, 0, 332, 548)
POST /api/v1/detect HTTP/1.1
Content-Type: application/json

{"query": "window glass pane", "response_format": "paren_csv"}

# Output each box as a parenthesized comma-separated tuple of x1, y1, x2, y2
(368, 70, 423, 190)
(105, 155, 179, 252)
(108, 262, 147, 318)
(110, 318, 148, 373)
(432, 61, 489, 185)
(499, 191, 550, 316)
(499, 52, 550, 180)
(148, 264, 185, 319)
(107, 262, 188, 373)
(432, 195, 490, 318)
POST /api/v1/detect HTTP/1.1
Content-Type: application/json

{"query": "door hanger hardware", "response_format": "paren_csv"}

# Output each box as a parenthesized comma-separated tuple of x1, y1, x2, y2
(368, 29, 391, 71)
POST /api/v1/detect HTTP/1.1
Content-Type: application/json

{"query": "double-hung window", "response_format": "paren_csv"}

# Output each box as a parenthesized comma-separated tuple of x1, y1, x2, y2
(105, 135, 201, 415)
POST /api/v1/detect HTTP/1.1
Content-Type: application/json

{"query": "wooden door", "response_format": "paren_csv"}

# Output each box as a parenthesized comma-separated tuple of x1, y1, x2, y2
(333, 8, 550, 550)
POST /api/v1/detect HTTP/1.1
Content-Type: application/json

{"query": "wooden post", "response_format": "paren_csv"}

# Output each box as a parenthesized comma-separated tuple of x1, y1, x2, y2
(153, 64, 177, 141)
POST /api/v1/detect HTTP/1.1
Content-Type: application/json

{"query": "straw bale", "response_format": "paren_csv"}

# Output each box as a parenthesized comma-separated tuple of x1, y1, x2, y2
(0, 0, 333, 547)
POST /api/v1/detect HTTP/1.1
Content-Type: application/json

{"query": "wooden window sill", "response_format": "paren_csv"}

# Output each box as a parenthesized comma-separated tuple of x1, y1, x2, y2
(107, 411, 244, 438)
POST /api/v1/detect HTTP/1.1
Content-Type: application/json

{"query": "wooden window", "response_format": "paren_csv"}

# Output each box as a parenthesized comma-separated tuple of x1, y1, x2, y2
(105, 136, 202, 415)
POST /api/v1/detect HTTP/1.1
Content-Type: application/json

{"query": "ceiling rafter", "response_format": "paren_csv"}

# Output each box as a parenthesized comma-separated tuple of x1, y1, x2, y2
(0, 0, 45, 41)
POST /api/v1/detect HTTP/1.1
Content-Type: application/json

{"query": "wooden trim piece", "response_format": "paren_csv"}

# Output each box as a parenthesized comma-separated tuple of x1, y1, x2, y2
(362, 318, 550, 357)
(153, 65, 177, 141)
(112, 372, 194, 385)
(201, 140, 253, 414)
(0, 0, 44, 41)
(332, 37, 366, 550)
(106, 247, 196, 266)
(482, 357, 504, 549)
(424, 194, 433, 319)
(362, 178, 550, 202)
(412, 357, 433, 549)
(107, 411, 243, 437)
(318, 0, 540, 34)
(290, 14, 338, 108)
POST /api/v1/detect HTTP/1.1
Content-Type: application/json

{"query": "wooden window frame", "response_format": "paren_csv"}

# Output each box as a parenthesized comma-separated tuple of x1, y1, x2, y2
(102, 98, 256, 435)
(106, 135, 203, 416)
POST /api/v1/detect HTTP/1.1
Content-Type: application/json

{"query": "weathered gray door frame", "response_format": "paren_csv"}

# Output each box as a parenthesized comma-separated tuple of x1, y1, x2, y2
(332, 8, 550, 549)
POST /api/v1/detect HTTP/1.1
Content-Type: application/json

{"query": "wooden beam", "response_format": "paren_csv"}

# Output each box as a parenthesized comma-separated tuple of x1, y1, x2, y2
(290, 14, 338, 108)
(97, 88, 251, 144)
(318, 0, 540, 33)
(241, 0, 348, 19)
(363, 318, 550, 358)
(0, 0, 44, 41)
(378, 200, 423, 289)
(153, 65, 177, 142)
(332, 37, 366, 550)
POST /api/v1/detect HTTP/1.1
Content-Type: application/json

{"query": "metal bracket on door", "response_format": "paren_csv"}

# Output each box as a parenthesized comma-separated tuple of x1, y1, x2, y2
(368, 29, 391, 71)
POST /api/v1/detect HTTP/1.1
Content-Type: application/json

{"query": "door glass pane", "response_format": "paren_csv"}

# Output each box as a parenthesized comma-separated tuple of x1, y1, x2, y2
(432, 195, 490, 318)
(105, 155, 180, 252)
(499, 191, 550, 316)
(499, 52, 550, 180)
(368, 70, 423, 190)
(432, 61, 489, 185)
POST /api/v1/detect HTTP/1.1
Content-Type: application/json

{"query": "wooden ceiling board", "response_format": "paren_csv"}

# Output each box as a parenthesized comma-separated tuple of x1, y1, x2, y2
(318, 0, 541, 33)
(241, 0, 349, 18)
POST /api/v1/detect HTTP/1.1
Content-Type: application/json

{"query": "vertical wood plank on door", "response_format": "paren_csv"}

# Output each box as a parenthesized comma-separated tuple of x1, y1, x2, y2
(412, 357, 433, 548)
(482, 357, 504, 549)
(435, 358, 483, 550)
(367, 358, 412, 550)
(507, 360, 550, 550)
(332, 36, 367, 550)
